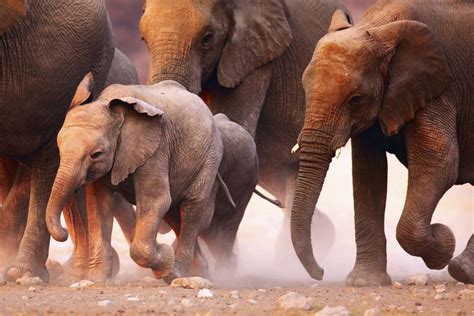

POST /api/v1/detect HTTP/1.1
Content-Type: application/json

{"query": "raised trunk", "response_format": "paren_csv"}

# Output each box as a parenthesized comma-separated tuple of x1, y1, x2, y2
(291, 130, 333, 280)
(148, 38, 201, 94)
(46, 163, 81, 242)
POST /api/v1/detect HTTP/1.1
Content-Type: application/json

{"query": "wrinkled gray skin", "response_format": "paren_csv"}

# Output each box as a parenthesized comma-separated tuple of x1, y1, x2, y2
(0, 0, 114, 281)
(291, 0, 474, 285)
(140, 0, 345, 263)
(46, 81, 223, 281)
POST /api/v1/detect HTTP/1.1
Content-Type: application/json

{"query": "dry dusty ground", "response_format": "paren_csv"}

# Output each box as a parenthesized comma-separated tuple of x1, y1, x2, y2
(0, 277, 472, 316)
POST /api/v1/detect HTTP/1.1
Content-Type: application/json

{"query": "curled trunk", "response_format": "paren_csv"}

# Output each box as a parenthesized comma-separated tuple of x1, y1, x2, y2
(46, 164, 80, 242)
(291, 130, 333, 280)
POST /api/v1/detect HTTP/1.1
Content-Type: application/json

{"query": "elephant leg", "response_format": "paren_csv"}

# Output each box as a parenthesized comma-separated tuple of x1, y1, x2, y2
(0, 162, 29, 273)
(346, 134, 391, 287)
(5, 145, 59, 282)
(84, 182, 118, 283)
(57, 193, 89, 284)
(112, 192, 136, 244)
(188, 241, 210, 279)
(449, 234, 474, 284)
(396, 105, 458, 270)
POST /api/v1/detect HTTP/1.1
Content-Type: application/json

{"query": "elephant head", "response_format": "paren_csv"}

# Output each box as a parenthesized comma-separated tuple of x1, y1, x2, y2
(0, 0, 28, 34)
(291, 11, 450, 279)
(140, 0, 292, 93)
(46, 75, 165, 243)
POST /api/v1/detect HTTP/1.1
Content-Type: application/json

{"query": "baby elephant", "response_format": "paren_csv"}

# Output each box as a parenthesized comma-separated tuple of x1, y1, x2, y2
(46, 80, 225, 280)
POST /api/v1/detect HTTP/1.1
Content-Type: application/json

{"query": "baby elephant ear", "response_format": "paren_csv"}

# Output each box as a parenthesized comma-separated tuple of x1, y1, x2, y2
(111, 97, 164, 117)
(328, 9, 353, 33)
(109, 97, 164, 186)
(71, 72, 94, 108)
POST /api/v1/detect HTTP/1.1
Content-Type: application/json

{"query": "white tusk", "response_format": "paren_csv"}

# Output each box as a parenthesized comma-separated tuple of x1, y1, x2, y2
(291, 143, 300, 154)
(335, 147, 342, 158)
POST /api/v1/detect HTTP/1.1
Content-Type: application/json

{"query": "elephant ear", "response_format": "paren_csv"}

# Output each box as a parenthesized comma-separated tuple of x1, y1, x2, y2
(109, 97, 164, 185)
(328, 9, 352, 33)
(0, 0, 28, 34)
(70, 72, 94, 108)
(367, 20, 450, 136)
(217, 0, 292, 88)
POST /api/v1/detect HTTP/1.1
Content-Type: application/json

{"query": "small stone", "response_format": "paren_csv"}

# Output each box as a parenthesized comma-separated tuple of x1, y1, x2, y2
(28, 287, 36, 292)
(0, 281, 6, 286)
(315, 306, 351, 316)
(392, 282, 402, 289)
(311, 283, 319, 288)
(158, 290, 167, 295)
(229, 303, 238, 309)
(197, 288, 214, 298)
(363, 307, 381, 316)
(98, 300, 112, 307)
(373, 295, 381, 302)
(181, 298, 193, 307)
(229, 290, 240, 299)
(124, 294, 133, 297)
(247, 299, 257, 305)
(15, 276, 43, 286)
(258, 288, 266, 293)
(278, 291, 314, 311)
(127, 297, 140, 302)
(171, 276, 213, 289)
(407, 274, 428, 286)
(456, 282, 465, 287)
(70, 280, 94, 288)
(415, 302, 422, 306)
(434, 284, 446, 293)
(434, 294, 444, 300)
(21, 295, 28, 300)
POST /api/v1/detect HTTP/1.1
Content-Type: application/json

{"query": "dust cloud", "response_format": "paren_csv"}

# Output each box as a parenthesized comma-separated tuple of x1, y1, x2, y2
(49, 142, 473, 285)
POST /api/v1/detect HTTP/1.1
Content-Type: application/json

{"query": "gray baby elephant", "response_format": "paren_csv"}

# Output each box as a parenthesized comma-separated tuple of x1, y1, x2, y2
(46, 80, 224, 280)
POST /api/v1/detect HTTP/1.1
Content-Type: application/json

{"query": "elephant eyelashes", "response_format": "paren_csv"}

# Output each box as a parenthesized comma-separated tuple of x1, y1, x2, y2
(201, 32, 214, 48)
(348, 95, 362, 107)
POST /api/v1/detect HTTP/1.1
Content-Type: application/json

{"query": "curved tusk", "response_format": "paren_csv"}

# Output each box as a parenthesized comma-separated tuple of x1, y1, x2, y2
(291, 143, 300, 154)
(335, 147, 343, 158)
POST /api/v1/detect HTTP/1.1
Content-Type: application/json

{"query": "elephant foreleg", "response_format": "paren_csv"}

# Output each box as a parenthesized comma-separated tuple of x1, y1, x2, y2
(449, 234, 474, 284)
(396, 103, 458, 270)
(346, 133, 391, 287)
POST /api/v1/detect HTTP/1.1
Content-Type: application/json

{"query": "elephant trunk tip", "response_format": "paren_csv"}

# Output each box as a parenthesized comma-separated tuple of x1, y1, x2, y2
(46, 216, 69, 242)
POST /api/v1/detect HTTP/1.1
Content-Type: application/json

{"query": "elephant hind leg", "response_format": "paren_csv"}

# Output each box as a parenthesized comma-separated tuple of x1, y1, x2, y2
(448, 234, 474, 284)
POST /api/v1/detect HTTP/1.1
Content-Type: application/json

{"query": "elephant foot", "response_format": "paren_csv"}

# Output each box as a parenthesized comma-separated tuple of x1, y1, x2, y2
(54, 254, 88, 285)
(421, 224, 456, 270)
(162, 269, 184, 284)
(5, 258, 49, 283)
(0, 234, 21, 273)
(345, 267, 392, 287)
(45, 259, 64, 282)
(448, 249, 474, 284)
(86, 248, 120, 283)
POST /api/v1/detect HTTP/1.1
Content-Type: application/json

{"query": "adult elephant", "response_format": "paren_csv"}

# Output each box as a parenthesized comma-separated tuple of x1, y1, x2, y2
(291, 0, 474, 285)
(0, 0, 115, 281)
(140, 0, 345, 266)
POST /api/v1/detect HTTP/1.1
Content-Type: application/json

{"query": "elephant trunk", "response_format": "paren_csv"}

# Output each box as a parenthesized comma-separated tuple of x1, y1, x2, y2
(148, 38, 201, 94)
(291, 129, 333, 280)
(46, 162, 81, 242)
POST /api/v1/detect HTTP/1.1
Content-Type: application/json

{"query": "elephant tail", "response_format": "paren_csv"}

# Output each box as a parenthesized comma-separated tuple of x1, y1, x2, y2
(217, 172, 236, 210)
(254, 188, 284, 208)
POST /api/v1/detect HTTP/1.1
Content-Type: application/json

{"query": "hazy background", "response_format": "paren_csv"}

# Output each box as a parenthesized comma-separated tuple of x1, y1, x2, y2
(51, 0, 473, 284)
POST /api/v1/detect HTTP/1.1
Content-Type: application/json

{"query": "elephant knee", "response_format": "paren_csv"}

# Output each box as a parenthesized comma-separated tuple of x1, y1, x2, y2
(130, 243, 155, 268)
(396, 220, 429, 256)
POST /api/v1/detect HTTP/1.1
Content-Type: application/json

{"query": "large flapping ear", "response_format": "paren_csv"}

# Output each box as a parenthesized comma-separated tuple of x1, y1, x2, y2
(217, 0, 293, 88)
(71, 72, 94, 108)
(109, 97, 164, 185)
(367, 20, 450, 136)
(328, 9, 353, 33)
(0, 0, 28, 34)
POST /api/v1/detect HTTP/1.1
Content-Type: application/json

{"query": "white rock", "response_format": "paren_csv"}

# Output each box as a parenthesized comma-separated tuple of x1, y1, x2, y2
(124, 294, 133, 297)
(229, 290, 240, 299)
(158, 290, 167, 295)
(97, 300, 112, 307)
(278, 291, 314, 311)
(435, 285, 446, 293)
(229, 303, 239, 309)
(434, 294, 444, 300)
(127, 297, 140, 302)
(197, 288, 214, 298)
(247, 299, 257, 305)
(311, 283, 319, 288)
(16, 276, 43, 286)
(392, 282, 402, 289)
(363, 307, 381, 316)
(258, 288, 266, 293)
(315, 306, 351, 316)
(407, 274, 428, 286)
(181, 298, 193, 307)
(70, 280, 95, 288)
(171, 276, 213, 289)
(21, 295, 29, 300)
(28, 287, 36, 292)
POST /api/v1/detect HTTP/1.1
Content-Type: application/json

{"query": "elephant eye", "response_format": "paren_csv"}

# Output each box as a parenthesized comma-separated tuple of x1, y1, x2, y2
(91, 150, 103, 160)
(348, 95, 362, 107)
(201, 32, 214, 48)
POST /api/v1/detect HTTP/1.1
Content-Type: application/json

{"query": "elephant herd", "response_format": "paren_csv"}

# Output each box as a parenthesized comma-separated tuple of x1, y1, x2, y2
(0, 0, 472, 288)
